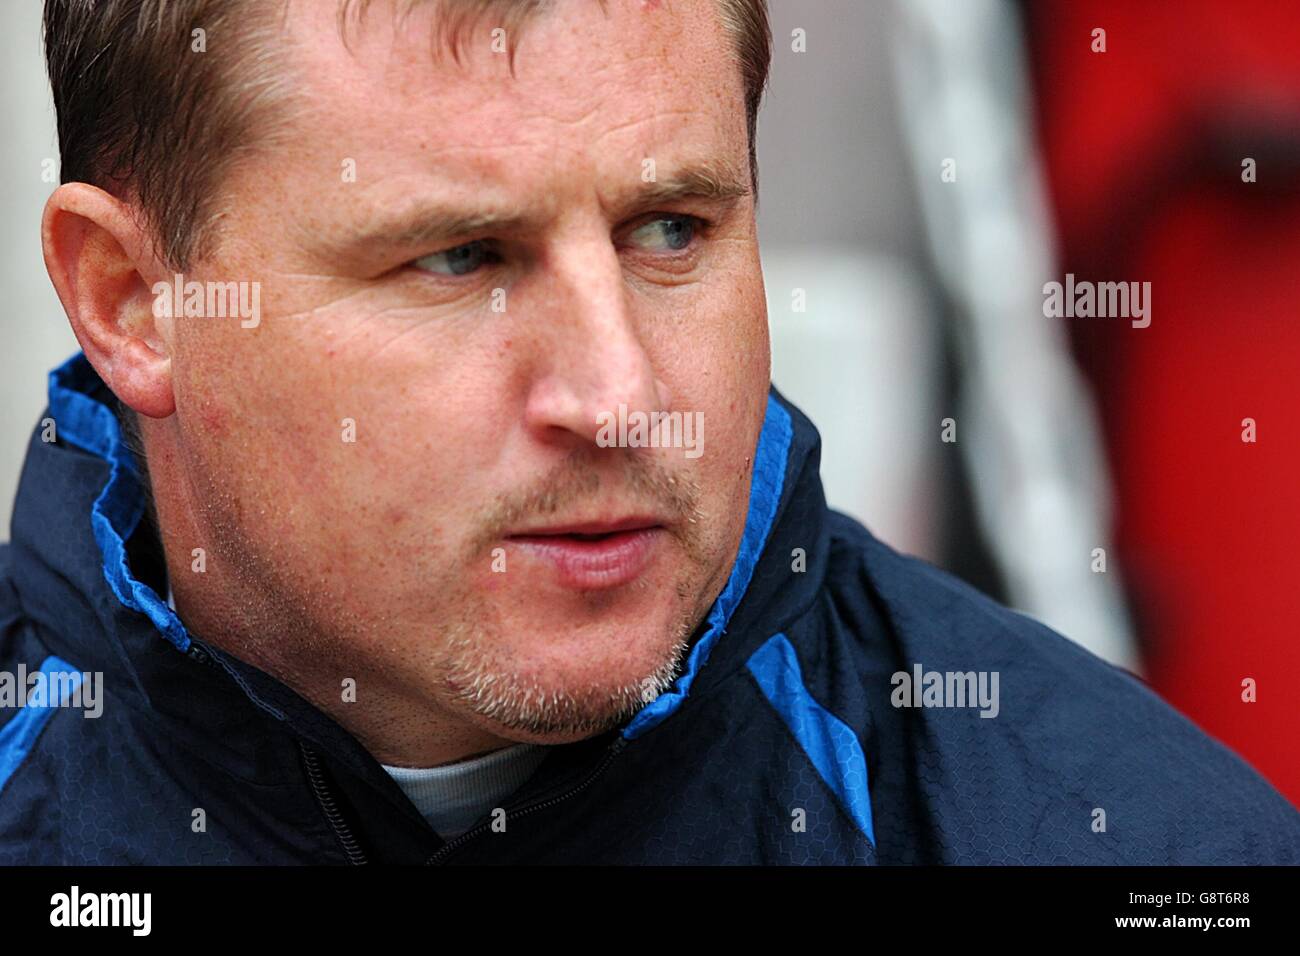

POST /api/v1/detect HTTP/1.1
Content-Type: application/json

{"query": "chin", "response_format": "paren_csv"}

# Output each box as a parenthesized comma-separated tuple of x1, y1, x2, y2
(438, 607, 697, 743)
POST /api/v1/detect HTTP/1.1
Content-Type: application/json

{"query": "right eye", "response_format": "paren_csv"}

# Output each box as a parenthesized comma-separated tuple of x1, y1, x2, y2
(412, 240, 496, 276)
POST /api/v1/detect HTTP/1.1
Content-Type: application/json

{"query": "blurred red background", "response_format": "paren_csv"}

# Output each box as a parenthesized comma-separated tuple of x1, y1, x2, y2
(1028, 0, 1300, 807)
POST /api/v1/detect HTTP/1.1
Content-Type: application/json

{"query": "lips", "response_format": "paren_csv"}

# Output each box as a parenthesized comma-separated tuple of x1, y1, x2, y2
(505, 518, 666, 589)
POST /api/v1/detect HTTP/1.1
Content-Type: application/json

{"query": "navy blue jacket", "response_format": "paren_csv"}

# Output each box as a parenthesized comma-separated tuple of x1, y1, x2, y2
(2, 353, 1297, 864)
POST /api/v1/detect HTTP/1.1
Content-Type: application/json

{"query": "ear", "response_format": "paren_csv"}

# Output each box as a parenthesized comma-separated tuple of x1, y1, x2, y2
(41, 183, 176, 419)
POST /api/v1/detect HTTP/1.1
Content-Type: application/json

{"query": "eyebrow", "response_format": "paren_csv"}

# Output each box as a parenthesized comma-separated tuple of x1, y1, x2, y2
(631, 158, 752, 209)
(332, 158, 752, 257)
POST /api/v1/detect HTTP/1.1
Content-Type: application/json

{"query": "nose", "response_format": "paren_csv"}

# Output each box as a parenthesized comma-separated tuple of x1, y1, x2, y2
(522, 235, 671, 449)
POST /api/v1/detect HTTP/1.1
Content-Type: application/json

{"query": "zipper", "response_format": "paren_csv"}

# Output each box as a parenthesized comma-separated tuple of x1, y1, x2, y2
(300, 741, 369, 865)
(204, 635, 627, 865)
(424, 735, 628, 865)
(184, 639, 368, 862)
(299, 733, 627, 865)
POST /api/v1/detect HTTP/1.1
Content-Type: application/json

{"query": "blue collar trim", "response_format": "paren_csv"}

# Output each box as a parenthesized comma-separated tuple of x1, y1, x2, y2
(623, 394, 794, 740)
(47, 352, 192, 653)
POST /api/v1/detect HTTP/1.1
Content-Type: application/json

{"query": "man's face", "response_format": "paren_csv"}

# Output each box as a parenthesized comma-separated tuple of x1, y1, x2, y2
(162, 0, 770, 751)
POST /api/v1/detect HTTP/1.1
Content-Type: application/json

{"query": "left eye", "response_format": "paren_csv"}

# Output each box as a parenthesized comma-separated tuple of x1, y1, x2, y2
(413, 240, 492, 276)
(626, 215, 698, 252)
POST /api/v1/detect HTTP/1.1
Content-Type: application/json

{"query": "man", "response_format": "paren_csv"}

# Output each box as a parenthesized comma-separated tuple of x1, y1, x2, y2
(1, 0, 1295, 865)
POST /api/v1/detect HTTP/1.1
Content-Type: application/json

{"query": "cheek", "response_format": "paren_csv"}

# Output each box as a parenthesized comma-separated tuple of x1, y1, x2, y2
(664, 261, 769, 424)
(271, 331, 515, 535)
(645, 274, 768, 531)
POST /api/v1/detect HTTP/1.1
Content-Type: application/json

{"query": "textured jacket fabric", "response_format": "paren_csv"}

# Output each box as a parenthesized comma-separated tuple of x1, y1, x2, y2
(2, 353, 1297, 864)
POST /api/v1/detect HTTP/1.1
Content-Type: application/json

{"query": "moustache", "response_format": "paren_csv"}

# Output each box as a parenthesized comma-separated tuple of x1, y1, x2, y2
(465, 449, 703, 558)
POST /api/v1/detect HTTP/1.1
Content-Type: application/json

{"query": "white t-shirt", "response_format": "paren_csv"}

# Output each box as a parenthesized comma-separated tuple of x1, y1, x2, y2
(382, 743, 550, 840)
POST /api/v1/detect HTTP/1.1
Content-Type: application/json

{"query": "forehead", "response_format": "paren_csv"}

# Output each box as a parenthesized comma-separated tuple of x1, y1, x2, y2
(279, 0, 746, 197)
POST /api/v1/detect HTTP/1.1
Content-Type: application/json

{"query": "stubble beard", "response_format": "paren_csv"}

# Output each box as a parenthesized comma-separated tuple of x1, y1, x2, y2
(438, 451, 727, 740)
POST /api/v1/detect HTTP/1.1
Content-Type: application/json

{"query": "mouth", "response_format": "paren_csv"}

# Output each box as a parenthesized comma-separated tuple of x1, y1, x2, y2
(505, 517, 667, 590)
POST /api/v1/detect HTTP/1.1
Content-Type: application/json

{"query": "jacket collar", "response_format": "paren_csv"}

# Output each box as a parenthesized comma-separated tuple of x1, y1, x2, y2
(10, 352, 829, 791)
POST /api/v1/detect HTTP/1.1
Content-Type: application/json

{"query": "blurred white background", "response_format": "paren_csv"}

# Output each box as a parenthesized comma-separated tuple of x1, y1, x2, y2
(0, 0, 78, 525)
